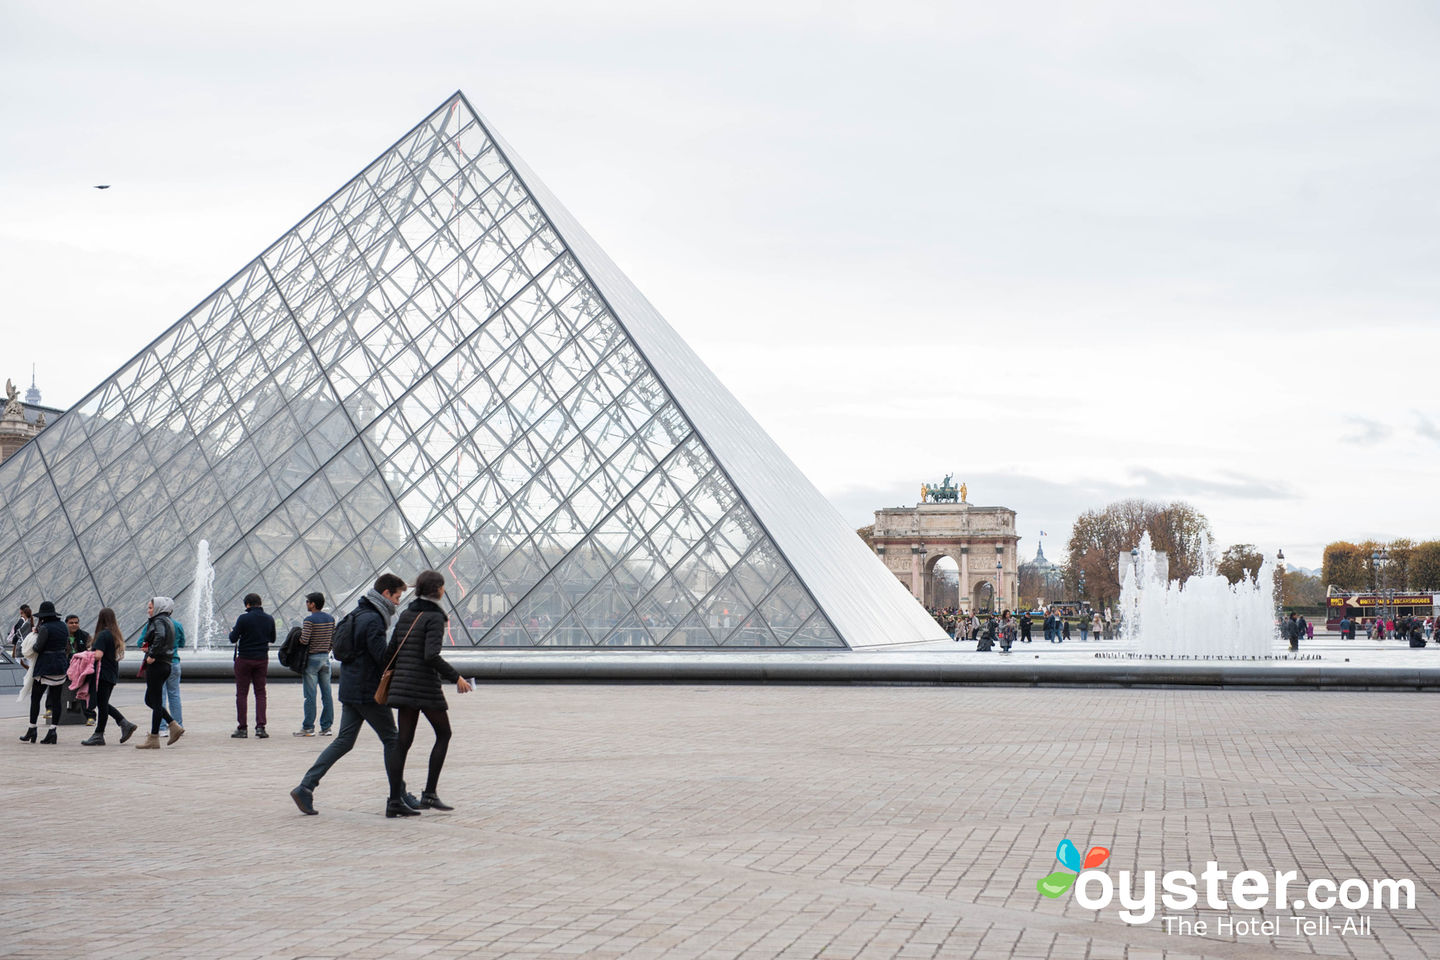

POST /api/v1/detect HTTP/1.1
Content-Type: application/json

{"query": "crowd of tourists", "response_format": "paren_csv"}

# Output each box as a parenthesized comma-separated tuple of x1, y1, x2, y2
(1334, 614, 1431, 647)
(927, 606, 1117, 651)
(7, 569, 472, 818)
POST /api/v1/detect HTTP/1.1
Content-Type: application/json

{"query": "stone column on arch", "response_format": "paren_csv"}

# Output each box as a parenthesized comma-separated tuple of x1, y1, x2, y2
(958, 545, 970, 611)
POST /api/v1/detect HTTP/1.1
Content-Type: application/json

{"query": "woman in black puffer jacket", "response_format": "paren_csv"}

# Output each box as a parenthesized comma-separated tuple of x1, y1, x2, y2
(20, 601, 69, 744)
(380, 570, 471, 817)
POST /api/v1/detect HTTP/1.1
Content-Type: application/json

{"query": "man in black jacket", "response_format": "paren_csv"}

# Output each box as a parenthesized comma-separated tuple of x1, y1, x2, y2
(65, 614, 96, 724)
(290, 574, 414, 816)
(229, 593, 276, 739)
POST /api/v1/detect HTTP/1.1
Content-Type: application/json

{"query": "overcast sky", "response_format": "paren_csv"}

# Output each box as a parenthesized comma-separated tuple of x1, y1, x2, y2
(3, 0, 1437, 571)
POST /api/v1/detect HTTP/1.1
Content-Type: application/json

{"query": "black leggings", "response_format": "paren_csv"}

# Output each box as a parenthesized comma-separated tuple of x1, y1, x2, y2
(94, 679, 129, 736)
(390, 706, 451, 796)
(28, 681, 63, 727)
(145, 661, 175, 735)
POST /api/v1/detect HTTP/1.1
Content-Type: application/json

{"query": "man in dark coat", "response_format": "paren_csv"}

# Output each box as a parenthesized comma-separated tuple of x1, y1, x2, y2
(229, 593, 276, 738)
(290, 574, 411, 816)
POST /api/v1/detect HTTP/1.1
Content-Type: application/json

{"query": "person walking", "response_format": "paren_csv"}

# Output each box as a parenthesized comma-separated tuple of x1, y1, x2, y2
(1019, 612, 1032, 643)
(290, 575, 412, 816)
(1091, 612, 1103, 641)
(136, 598, 183, 748)
(293, 592, 336, 738)
(1060, 617, 1071, 642)
(19, 601, 68, 744)
(380, 570, 472, 817)
(1079, 615, 1090, 642)
(80, 608, 138, 746)
(137, 614, 185, 736)
(229, 593, 275, 739)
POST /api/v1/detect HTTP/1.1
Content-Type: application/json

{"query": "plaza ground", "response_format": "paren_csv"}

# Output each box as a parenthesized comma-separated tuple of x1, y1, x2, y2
(2, 679, 1437, 960)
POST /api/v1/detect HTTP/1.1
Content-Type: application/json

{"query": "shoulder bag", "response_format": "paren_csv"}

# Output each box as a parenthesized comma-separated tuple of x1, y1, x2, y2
(374, 615, 420, 705)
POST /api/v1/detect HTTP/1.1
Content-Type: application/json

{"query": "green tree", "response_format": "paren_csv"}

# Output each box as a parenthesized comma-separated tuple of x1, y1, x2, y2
(1066, 499, 1214, 607)
(1217, 543, 1265, 585)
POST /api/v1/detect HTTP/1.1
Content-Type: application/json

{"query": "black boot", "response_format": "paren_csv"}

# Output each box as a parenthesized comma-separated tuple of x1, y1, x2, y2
(19, 727, 37, 743)
(255, 725, 269, 739)
(119, 720, 138, 744)
(420, 791, 453, 811)
(385, 798, 421, 818)
(40, 728, 57, 745)
(81, 733, 106, 746)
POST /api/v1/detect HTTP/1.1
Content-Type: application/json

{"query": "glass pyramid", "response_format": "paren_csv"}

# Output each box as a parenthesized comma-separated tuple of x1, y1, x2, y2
(0, 92, 943, 649)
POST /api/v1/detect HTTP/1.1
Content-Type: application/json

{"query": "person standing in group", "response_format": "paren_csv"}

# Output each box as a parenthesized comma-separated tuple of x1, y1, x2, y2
(1091, 612, 1103, 642)
(1079, 615, 1090, 642)
(290, 575, 414, 816)
(998, 610, 1017, 654)
(293, 592, 335, 738)
(19, 601, 69, 744)
(136, 598, 183, 749)
(65, 614, 95, 724)
(9, 604, 34, 662)
(1060, 618, 1071, 642)
(80, 608, 138, 746)
(380, 570, 471, 817)
(229, 593, 275, 739)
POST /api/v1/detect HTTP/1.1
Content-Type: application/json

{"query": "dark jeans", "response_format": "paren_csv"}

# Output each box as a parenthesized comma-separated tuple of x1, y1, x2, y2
(390, 706, 452, 796)
(234, 657, 268, 727)
(145, 661, 175, 735)
(94, 678, 129, 736)
(300, 701, 400, 796)
(28, 680, 63, 726)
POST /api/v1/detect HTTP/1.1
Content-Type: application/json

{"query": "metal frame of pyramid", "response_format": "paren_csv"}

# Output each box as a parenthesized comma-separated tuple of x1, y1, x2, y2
(0, 92, 943, 649)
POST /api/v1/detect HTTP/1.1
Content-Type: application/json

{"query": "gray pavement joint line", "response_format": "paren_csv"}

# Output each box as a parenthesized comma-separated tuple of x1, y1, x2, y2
(360, 804, 1333, 960)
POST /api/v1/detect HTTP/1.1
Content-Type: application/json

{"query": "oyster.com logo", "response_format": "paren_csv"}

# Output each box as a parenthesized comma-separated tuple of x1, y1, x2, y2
(1037, 838, 1110, 898)
(1033, 836, 1416, 934)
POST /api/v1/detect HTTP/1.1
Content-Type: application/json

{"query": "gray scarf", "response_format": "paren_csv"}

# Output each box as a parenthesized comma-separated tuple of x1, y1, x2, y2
(364, 589, 397, 629)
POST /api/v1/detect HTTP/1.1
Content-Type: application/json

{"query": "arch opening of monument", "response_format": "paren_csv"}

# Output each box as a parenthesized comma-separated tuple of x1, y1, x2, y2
(927, 555, 959, 610)
(972, 579, 997, 613)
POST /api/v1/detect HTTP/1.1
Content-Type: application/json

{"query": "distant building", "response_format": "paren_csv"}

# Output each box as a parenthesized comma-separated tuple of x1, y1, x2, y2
(0, 373, 57, 464)
(871, 493, 1019, 612)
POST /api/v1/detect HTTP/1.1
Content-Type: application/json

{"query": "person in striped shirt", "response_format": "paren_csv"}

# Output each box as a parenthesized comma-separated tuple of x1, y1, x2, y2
(294, 592, 336, 737)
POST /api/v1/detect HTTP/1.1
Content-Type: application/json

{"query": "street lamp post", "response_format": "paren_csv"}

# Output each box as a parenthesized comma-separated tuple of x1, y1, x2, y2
(1372, 548, 1391, 631)
(996, 559, 1003, 612)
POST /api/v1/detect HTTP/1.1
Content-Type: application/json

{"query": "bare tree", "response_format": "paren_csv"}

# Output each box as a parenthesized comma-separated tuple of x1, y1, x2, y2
(1066, 499, 1214, 606)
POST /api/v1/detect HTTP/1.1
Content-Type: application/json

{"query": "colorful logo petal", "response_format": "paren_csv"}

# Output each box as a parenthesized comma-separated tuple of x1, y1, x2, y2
(1083, 846, 1110, 869)
(1037, 872, 1077, 898)
(1056, 838, 1082, 872)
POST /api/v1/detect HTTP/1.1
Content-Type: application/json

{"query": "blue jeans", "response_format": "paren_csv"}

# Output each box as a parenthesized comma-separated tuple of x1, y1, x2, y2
(302, 653, 334, 732)
(159, 659, 183, 730)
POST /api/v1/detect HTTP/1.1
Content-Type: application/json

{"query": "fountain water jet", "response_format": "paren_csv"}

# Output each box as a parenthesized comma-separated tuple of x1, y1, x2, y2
(187, 539, 221, 650)
(1120, 533, 1280, 658)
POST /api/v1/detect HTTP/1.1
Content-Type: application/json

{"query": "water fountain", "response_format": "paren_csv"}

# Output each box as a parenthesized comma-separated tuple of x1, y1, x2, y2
(1119, 533, 1282, 658)
(187, 539, 221, 651)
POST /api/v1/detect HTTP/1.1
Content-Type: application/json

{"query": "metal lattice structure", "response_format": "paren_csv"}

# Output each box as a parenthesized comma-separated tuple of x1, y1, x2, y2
(0, 92, 943, 649)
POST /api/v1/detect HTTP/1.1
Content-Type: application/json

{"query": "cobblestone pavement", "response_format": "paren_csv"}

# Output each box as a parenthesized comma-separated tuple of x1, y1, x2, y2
(3, 682, 1437, 960)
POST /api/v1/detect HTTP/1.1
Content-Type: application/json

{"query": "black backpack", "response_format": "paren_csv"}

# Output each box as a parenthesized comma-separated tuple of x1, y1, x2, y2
(277, 626, 306, 674)
(330, 609, 363, 664)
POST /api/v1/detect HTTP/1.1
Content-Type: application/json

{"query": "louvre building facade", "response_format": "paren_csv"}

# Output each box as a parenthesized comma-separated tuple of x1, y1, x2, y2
(0, 93, 942, 649)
